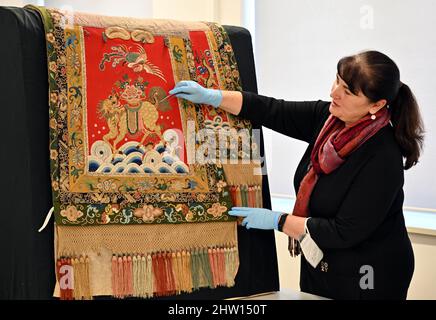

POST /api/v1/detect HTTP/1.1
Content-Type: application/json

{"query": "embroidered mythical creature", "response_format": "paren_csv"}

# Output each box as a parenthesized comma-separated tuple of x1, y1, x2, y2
(98, 85, 170, 154)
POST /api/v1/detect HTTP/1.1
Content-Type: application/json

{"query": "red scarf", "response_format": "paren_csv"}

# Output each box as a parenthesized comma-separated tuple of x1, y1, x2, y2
(289, 107, 391, 256)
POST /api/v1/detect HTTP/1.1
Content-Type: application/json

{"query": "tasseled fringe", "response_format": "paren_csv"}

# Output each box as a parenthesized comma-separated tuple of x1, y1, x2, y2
(111, 254, 135, 298)
(132, 254, 154, 298)
(58, 245, 239, 300)
(225, 247, 239, 286)
(208, 249, 218, 287)
(171, 252, 180, 293)
(190, 248, 200, 289)
(229, 184, 263, 208)
(152, 252, 177, 297)
(57, 256, 91, 300)
(182, 250, 193, 292)
(111, 255, 123, 298)
(216, 248, 224, 286)
(171, 251, 193, 294)
(240, 185, 248, 207)
(223, 163, 264, 211)
(146, 254, 154, 295)
(111, 255, 117, 297)
(151, 253, 162, 295)
(132, 256, 139, 296)
(256, 185, 263, 208)
(199, 248, 213, 288)
(162, 252, 176, 296)
(126, 255, 133, 296)
(81, 256, 92, 299)
(224, 248, 233, 286)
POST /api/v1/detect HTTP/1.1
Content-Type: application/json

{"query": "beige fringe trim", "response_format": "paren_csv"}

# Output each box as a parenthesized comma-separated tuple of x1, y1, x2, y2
(53, 9, 210, 36)
(56, 222, 237, 257)
(222, 163, 263, 186)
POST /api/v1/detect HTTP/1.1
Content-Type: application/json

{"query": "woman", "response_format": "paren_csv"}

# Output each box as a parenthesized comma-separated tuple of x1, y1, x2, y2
(169, 51, 424, 299)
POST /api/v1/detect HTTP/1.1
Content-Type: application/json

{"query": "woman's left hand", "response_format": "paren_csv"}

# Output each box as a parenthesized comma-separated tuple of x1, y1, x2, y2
(228, 207, 283, 230)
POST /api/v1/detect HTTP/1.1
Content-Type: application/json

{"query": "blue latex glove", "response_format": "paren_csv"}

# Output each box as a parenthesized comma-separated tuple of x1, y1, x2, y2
(169, 80, 222, 107)
(228, 207, 283, 230)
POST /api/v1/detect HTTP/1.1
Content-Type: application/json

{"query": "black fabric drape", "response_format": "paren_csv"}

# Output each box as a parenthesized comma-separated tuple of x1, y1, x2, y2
(0, 7, 279, 299)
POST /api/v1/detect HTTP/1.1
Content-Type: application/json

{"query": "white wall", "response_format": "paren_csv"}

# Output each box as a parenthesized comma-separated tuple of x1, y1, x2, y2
(153, 0, 242, 26)
(255, 0, 436, 210)
(407, 233, 436, 299)
(0, 0, 22, 5)
(152, 0, 216, 22)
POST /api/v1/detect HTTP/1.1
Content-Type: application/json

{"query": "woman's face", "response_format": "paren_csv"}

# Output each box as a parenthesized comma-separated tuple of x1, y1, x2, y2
(329, 74, 386, 126)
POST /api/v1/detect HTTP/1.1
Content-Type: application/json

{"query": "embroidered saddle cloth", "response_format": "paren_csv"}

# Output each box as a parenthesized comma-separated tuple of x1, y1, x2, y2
(29, 6, 263, 299)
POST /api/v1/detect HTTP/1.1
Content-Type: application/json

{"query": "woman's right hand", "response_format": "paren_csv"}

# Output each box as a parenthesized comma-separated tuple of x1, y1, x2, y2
(169, 80, 222, 107)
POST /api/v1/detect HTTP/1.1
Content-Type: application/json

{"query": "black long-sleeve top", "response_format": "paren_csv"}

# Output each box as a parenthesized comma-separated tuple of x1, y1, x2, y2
(238, 91, 414, 299)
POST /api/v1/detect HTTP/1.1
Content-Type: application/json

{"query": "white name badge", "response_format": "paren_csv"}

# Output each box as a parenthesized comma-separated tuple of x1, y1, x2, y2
(299, 233, 323, 268)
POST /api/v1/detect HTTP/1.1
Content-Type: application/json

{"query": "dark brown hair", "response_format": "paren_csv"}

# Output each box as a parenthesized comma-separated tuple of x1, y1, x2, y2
(337, 50, 424, 169)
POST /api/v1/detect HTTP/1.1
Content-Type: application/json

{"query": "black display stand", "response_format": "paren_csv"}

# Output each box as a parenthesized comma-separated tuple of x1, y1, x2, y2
(0, 6, 279, 299)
